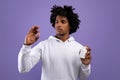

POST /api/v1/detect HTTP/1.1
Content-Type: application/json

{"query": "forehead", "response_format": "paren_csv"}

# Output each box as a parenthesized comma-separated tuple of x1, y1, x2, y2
(56, 15, 68, 20)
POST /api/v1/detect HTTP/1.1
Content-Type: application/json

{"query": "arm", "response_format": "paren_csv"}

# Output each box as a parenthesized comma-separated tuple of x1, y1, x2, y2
(79, 46, 92, 80)
(18, 26, 40, 73)
(79, 64, 91, 80)
(18, 44, 41, 73)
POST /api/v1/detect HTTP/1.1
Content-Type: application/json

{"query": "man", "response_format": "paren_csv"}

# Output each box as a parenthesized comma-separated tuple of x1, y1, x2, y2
(18, 5, 92, 80)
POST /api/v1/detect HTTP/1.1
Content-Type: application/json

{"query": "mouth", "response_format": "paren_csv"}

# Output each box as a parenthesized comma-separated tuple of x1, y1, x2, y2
(56, 29, 62, 32)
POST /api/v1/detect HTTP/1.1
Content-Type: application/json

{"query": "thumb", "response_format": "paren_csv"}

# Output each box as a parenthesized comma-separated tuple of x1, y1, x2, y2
(35, 32, 40, 40)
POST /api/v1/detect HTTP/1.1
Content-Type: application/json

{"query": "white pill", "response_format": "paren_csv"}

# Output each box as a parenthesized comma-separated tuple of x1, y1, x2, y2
(79, 46, 87, 58)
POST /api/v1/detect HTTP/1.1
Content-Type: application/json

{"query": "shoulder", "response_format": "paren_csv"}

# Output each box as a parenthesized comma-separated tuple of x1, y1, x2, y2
(68, 36, 83, 48)
(72, 40, 83, 48)
(37, 36, 55, 46)
(37, 39, 49, 46)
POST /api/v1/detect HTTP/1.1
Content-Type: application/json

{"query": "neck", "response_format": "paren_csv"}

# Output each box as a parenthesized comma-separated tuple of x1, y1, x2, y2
(55, 34, 69, 42)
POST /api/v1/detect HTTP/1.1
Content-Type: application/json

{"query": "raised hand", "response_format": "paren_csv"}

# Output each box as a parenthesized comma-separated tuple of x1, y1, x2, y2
(24, 26, 40, 45)
(81, 46, 92, 65)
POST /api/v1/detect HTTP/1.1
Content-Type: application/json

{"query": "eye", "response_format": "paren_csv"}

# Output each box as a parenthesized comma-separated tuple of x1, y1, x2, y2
(61, 20, 66, 24)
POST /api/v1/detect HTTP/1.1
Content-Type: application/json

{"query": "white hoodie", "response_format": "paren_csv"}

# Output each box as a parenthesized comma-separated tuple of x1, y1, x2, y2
(18, 36, 91, 80)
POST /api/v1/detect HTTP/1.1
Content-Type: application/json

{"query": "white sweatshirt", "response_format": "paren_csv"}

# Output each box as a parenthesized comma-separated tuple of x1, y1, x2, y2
(18, 36, 91, 80)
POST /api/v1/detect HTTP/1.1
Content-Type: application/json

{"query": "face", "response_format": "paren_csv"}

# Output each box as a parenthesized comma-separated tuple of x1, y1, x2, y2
(54, 15, 70, 37)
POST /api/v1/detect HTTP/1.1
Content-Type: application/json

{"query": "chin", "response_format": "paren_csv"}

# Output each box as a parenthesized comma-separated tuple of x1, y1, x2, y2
(56, 33, 65, 36)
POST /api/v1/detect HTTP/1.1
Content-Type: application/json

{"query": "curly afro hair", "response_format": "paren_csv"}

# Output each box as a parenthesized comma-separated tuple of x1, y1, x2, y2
(50, 5, 81, 34)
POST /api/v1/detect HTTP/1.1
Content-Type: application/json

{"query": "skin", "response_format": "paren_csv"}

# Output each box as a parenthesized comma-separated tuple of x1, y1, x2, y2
(24, 26, 40, 45)
(24, 15, 91, 65)
(54, 15, 70, 41)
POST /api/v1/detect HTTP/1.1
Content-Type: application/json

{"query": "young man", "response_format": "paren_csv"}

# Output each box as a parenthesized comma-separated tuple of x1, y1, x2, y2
(18, 5, 92, 80)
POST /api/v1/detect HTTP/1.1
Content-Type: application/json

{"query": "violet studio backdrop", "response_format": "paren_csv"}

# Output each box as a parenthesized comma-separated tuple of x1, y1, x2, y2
(0, 0, 120, 80)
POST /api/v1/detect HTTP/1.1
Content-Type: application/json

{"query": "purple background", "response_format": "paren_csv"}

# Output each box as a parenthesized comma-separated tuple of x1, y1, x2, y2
(0, 0, 120, 80)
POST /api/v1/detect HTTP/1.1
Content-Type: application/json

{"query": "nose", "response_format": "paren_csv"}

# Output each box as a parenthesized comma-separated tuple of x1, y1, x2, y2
(55, 22, 62, 28)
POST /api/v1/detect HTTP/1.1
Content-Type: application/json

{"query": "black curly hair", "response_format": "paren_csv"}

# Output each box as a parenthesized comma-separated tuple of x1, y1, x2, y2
(50, 5, 81, 34)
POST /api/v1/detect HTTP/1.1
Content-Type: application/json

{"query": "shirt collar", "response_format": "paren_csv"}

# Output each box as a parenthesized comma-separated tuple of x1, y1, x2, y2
(48, 35, 75, 42)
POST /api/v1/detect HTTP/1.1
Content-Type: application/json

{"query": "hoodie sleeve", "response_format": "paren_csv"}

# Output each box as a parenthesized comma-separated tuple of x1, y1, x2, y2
(18, 43, 42, 73)
(79, 63, 91, 80)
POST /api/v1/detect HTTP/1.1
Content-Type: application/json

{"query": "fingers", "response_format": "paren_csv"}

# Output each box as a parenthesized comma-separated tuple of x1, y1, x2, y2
(81, 53, 91, 65)
(29, 26, 40, 34)
(81, 46, 92, 65)
(25, 26, 40, 45)
(85, 46, 91, 52)
(35, 32, 40, 41)
(29, 26, 40, 38)
(31, 26, 40, 41)
(84, 46, 92, 59)
(85, 46, 91, 56)
(85, 53, 91, 59)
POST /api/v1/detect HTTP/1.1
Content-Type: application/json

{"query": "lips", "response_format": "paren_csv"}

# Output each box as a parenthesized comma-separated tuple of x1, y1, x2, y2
(56, 29, 62, 32)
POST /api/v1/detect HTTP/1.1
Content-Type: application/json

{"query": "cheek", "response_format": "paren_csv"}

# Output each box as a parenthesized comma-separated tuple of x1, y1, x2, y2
(66, 25, 70, 31)
(54, 25, 57, 29)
